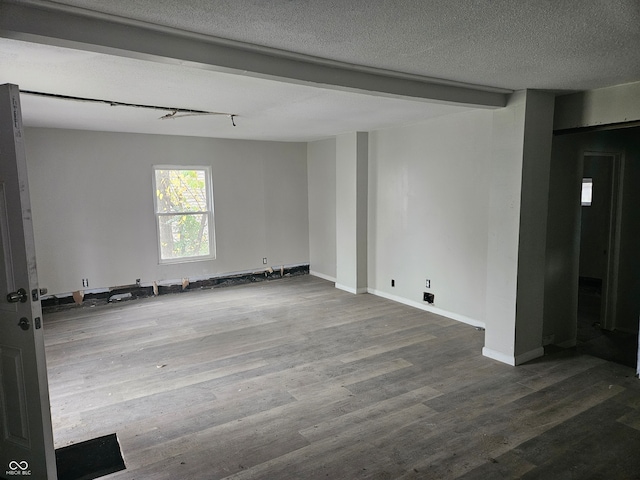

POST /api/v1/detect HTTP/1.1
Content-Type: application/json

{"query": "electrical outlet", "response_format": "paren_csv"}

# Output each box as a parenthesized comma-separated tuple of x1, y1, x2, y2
(263, 257, 268, 264)
(425, 279, 431, 288)
(391, 279, 395, 287)
(82, 278, 89, 288)
(423, 292, 434, 304)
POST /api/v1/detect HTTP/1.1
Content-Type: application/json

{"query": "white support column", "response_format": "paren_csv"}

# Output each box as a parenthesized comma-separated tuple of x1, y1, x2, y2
(336, 132, 368, 293)
(483, 90, 555, 365)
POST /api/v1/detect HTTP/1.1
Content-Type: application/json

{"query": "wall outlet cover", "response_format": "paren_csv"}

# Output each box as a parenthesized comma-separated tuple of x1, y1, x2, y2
(423, 292, 434, 304)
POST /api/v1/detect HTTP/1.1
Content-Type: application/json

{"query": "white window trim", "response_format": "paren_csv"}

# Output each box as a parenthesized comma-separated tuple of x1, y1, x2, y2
(152, 165, 216, 264)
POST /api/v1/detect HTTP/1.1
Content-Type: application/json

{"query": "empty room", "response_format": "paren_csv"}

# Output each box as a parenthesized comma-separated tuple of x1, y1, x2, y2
(1, 1, 640, 479)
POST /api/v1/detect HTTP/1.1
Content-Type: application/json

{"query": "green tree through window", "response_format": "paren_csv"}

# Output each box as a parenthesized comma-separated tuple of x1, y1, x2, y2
(154, 167, 215, 262)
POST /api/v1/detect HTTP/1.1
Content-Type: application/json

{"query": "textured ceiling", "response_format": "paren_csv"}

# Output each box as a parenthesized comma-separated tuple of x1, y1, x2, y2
(32, 0, 640, 91)
(1, 0, 639, 141)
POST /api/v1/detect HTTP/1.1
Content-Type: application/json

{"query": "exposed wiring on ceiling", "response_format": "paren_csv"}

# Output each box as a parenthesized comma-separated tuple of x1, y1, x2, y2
(20, 90, 238, 126)
(159, 109, 217, 120)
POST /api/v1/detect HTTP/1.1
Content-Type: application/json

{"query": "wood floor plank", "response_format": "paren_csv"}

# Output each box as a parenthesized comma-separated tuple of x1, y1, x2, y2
(42, 275, 640, 479)
(298, 385, 442, 442)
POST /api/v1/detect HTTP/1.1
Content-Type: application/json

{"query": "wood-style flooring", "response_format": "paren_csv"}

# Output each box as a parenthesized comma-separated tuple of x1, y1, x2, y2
(577, 281, 638, 368)
(43, 275, 640, 479)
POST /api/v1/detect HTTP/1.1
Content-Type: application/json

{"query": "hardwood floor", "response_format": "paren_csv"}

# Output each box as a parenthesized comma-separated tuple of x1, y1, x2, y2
(43, 276, 640, 479)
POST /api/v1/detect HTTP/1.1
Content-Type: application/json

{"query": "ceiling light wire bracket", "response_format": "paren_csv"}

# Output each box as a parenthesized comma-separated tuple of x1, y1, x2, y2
(20, 89, 238, 123)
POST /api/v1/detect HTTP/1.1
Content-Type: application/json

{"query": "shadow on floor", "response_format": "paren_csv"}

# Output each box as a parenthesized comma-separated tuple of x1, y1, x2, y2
(576, 278, 638, 368)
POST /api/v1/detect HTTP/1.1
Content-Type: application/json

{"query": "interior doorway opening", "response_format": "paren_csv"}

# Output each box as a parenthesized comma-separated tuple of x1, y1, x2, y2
(576, 152, 637, 367)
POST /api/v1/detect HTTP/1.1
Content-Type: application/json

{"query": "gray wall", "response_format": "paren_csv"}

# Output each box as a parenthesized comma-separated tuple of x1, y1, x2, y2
(25, 128, 309, 295)
(335, 132, 369, 293)
(554, 81, 640, 131)
(544, 134, 582, 344)
(307, 110, 497, 326)
(368, 109, 493, 325)
(617, 148, 640, 332)
(307, 138, 337, 280)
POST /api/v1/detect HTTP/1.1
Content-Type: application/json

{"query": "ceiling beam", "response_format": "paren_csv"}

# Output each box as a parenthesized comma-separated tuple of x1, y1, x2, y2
(0, 0, 509, 108)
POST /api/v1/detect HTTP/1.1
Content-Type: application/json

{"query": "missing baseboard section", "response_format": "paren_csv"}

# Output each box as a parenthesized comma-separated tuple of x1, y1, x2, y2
(42, 264, 310, 312)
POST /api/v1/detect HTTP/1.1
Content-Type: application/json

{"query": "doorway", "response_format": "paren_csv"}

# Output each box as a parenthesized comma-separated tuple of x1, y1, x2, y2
(576, 152, 637, 367)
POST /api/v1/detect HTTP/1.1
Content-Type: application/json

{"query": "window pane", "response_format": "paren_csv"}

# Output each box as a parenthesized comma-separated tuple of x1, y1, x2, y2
(158, 213, 210, 260)
(155, 169, 207, 213)
(581, 178, 593, 206)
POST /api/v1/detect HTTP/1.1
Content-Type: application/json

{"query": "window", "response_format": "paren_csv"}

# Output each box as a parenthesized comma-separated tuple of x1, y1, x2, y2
(153, 166, 215, 263)
(581, 178, 593, 206)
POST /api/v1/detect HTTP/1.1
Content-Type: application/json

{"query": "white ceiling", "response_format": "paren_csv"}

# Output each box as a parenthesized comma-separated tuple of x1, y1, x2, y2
(0, 38, 473, 142)
(1, 0, 639, 141)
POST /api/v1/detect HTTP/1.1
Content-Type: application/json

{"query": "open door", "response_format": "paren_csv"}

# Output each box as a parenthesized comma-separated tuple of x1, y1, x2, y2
(0, 85, 57, 478)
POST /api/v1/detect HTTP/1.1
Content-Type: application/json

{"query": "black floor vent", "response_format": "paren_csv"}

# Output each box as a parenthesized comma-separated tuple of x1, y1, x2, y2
(55, 433, 126, 480)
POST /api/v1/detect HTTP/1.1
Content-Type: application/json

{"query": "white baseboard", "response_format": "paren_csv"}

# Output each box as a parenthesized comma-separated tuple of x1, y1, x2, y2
(336, 283, 367, 294)
(482, 347, 516, 366)
(309, 271, 336, 283)
(482, 346, 544, 366)
(367, 288, 485, 329)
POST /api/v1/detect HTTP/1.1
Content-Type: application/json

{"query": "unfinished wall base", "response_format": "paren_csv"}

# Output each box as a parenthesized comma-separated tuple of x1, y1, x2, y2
(42, 264, 310, 312)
